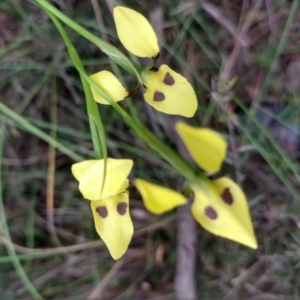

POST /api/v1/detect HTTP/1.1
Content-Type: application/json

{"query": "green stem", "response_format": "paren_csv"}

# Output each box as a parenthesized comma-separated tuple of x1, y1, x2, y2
(48, 12, 108, 194)
(48, 13, 105, 160)
(33, 0, 142, 80)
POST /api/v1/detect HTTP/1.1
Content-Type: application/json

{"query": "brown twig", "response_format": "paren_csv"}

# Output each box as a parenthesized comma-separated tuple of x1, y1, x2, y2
(87, 259, 124, 299)
(46, 76, 62, 247)
(160, 115, 197, 299)
(174, 198, 197, 300)
(0, 215, 175, 256)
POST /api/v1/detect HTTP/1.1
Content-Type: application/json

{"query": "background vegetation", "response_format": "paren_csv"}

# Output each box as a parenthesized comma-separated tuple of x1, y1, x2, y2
(1, 0, 300, 299)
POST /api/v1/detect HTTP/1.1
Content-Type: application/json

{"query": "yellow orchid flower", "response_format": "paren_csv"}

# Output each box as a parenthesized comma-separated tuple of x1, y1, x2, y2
(89, 6, 198, 117)
(71, 158, 134, 259)
(135, 122, 257, 249)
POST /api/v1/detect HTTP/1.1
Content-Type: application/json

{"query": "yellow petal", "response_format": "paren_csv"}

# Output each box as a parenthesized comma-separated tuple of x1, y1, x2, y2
(141, 65, 198, 117)
(113, 6, 159, 58)
(71, 160, 97, 181)
(72, 158, 133, 200)
(191, 178, 257, 249)
(135, 178, 187, 214)
(89, 71, 128, 105)
(91, 192, 133, 260)
(176, 122, 227, 173)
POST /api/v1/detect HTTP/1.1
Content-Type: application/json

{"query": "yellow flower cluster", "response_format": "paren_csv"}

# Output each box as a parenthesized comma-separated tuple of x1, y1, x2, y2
(90, 6, 198, 117)
(71, 7, 257, 260)
(72, 122, 257, 259)
(136, 123, 257, 249)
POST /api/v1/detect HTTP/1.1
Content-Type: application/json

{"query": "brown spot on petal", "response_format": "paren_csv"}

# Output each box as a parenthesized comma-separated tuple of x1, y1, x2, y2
(221, 188, 233, 205)
(153, 91, 165, 101)
(117, 202, 127, 216)
(96, 206, 108, 218)
(163, 72, 175, 86)
(205, 206, 218, 220)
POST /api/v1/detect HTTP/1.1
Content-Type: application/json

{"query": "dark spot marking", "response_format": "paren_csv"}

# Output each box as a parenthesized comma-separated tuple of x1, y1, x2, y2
(163, 72, 175, 86)
(221, 188, 233, 205)
(96, 206, 108, 218)
(153, 91, 165, 101)
(117, 202, 127, 216)
(205, 206, 218, 220)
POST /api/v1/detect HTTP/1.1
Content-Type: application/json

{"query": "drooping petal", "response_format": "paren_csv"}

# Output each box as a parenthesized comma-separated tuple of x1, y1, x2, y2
(176, 122, 227, 173)
(71, 158, 133, 200)
(135, 178, 187, 214)
(191, 177, 257, 249)
(91, 192, 133, 260)
(114, 6, 159, 58)
(90, 71, 128, 104)
(141, 65, 198, 117)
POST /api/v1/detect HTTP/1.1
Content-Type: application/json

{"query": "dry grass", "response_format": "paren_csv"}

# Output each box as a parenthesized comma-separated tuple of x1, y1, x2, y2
(1, 0, 300, 299)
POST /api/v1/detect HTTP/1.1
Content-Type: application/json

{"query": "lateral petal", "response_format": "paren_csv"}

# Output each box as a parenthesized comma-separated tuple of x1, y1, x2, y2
(89, 70, 128, 104)
(191, 177, 257, 249)
(135, 178, 187, 214)
(176, 122, 227, 173)
(91, 192, 134, 260)
(114, 6, 159, 58)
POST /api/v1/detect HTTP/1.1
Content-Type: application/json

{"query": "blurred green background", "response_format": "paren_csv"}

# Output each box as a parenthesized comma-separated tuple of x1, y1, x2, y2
(1, 0, 300, 299)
